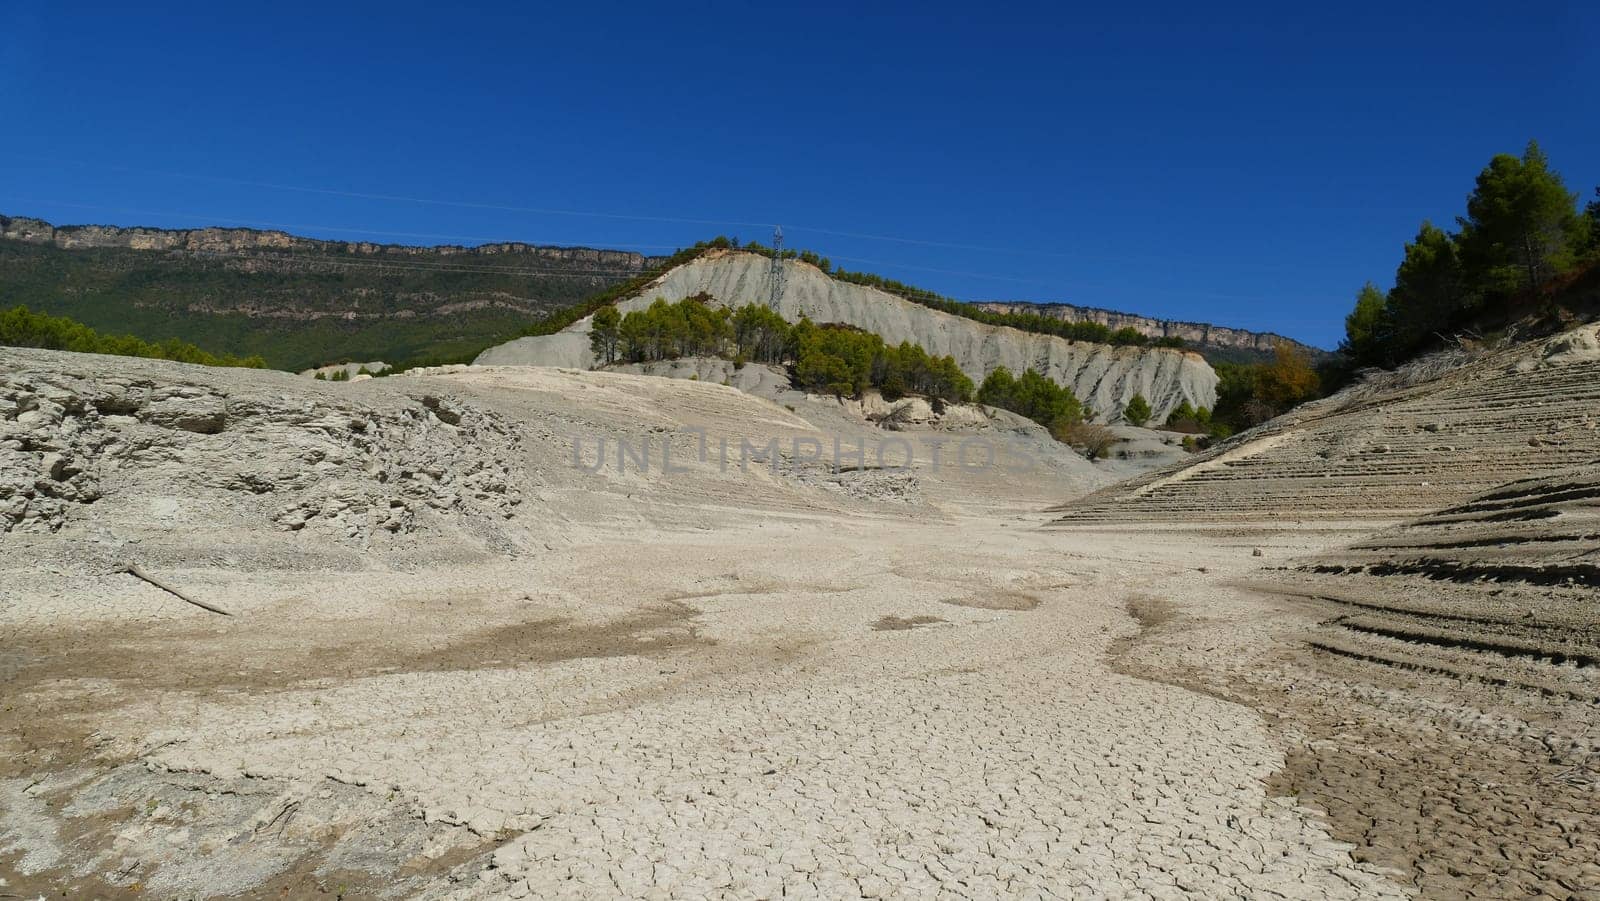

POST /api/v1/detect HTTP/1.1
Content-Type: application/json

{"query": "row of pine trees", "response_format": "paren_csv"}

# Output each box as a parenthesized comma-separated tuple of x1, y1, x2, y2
(1343, 142, 1599, 368)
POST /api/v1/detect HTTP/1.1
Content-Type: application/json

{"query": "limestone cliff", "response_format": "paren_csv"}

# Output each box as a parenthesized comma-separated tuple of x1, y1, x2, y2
(0, 214, 655, 268)
(974, 301, 1326, 359)
(476, 250, 1218, 421)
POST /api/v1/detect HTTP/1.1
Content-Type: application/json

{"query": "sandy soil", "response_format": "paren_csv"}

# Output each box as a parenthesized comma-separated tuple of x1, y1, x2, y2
(6, 347, 1594, 899)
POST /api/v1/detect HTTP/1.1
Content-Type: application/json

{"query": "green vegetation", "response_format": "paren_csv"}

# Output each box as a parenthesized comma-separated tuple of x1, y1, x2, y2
(516, 240, 727, 340)
(588, 306, 622, 364)
(642, 237, 1188, 351)
(1, 305, 265, 367)
(1207, 344, 1322, 437)
(602, 295, 975, 404)
(792, 322, 973, 402)
(0, 236, 649, 371)
(617, 295, 738, 363)
(976, 366, 1085, 432)
(1163, 400, 1212, 432)
(1122, 393, 1151, 427)
(598, 290, 1320, 442)
(1340, 141, 1597, 368)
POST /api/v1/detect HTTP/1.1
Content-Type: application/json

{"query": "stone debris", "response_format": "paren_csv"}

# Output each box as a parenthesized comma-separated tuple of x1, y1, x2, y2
(1, 354, 521, 540)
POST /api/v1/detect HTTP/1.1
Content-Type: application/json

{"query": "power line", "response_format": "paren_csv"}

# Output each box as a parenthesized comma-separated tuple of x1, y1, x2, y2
(10, 209, 1282, 307)
(4, 154, 1349, 280)
(767, 225, 785, 308)
(5, 156, 1141, 263)
(11, 198, 1087, 291)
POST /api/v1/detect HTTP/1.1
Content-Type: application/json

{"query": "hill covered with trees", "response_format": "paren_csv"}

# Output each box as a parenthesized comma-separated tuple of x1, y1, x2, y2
(1340, 142, 1599, 369)
(591, 294, 975, 404)
(1, 306, 265, 368)
(0, 215, 663, 371)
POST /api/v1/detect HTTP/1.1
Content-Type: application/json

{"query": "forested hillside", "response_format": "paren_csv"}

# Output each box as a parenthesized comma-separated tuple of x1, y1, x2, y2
(0, 216, 661, 370)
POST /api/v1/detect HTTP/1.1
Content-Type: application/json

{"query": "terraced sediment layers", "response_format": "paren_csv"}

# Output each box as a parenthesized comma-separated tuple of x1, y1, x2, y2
(1264, 462, 1600, 702)
(1053, 323, 1600, 523)
(475, 250, 1219, 422)
(1054, 323, 1600, 898)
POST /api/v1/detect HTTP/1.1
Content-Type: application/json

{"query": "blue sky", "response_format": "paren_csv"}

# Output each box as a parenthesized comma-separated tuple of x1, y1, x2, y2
(3, 2, 1595, 348)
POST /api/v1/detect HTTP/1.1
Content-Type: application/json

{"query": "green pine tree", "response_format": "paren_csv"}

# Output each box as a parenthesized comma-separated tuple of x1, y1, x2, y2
(1457, 140, 1584, 295)
(1122, 394, 1151, 427)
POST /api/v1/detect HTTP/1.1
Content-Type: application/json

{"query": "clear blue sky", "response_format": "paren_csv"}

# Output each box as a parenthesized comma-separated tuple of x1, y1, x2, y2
(3, 2, 1595, 348)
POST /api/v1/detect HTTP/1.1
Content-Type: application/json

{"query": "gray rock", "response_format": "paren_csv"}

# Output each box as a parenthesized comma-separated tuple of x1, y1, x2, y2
(141, 392, 228, 434)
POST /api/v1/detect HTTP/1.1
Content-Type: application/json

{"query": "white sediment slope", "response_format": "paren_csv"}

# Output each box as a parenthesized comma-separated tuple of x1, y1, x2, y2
(475, 250, 1219, 421)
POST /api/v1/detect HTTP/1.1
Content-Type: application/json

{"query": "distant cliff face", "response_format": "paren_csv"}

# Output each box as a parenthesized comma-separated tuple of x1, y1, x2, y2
(974, 301, 1326, 359)
(0, 214, 663, 370)
(477, 251, 1219, 421)
(0, 215, 654, 268)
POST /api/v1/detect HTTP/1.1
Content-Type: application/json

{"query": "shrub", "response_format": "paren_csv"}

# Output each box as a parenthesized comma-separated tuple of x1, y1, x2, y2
(1163, 400, 1212, 433)
(1057, 421, 1118, 460)
(1123, 393, 1152, 427)
(977, 366, 1083, 430)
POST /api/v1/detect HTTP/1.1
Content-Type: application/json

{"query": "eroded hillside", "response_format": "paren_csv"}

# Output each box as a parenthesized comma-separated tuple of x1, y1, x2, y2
(477, 250, 1219, 421)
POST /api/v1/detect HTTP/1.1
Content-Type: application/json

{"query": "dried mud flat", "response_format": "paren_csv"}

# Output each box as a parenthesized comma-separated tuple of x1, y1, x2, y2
(1106, 530, 1599, 899)
(3, 340, 1598, 899)
(3, 522, 1425, 901)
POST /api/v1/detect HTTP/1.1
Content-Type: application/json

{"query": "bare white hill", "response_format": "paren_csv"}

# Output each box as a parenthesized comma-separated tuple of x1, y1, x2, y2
(476, 250, 1219, 421)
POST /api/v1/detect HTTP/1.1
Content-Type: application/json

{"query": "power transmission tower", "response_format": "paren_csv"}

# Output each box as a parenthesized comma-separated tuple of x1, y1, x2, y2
(767, 225, 785, 309)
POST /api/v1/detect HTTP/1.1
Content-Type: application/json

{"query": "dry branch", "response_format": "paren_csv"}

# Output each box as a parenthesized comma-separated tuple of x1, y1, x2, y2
(121, 563, 232, 616)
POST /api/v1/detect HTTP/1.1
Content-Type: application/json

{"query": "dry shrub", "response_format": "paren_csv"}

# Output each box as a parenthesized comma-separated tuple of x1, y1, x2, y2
(1055, 421, 1117, 459)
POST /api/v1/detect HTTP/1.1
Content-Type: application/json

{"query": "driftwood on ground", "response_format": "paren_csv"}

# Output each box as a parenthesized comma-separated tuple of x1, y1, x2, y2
(121, 563, 233, 616)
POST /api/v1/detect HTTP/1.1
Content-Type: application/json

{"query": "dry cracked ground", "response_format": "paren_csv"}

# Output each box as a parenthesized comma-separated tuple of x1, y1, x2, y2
(3, 341, 1597, 899)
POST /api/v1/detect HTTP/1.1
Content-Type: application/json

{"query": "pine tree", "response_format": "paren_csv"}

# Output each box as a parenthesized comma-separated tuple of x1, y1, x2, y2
(1387, 222, 1465, 360)
(589, 306, 621, 365)
(1122, 394, 1151, 427)
(1457, 141, 1583, 295)
(1341, 282, 1388, 366)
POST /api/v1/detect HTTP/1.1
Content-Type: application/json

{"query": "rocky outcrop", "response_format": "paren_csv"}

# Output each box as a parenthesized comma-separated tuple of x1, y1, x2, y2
(476, 251, 1219, 421)
(299, 361, 391, 380)
(0, 214, 658, 268)
(1, 349, 522, 538)
(974, 301, 1326, 359)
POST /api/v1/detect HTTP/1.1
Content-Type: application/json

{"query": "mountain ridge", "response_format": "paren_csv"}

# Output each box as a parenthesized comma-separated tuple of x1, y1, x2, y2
(0, 214, 666, 370)
(974, 301, 1326, 361)
(0, 214, 662, 265)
